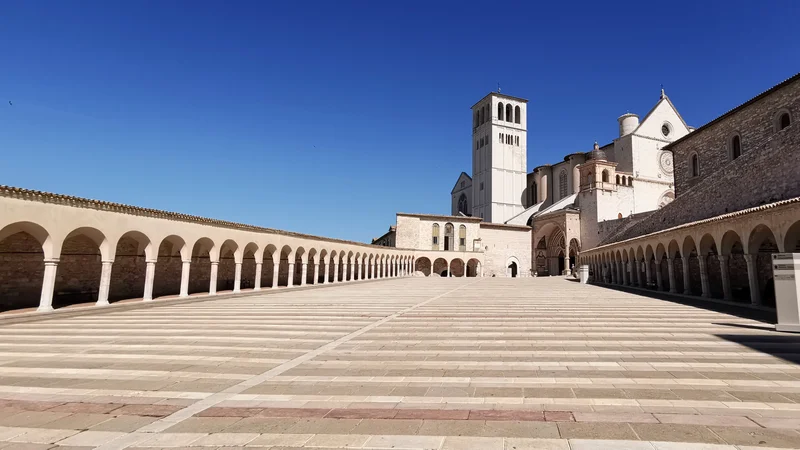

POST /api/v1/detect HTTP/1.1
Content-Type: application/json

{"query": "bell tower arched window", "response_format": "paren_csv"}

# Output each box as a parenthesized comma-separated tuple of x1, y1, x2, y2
(497, 103, 504, 121)
(514, 105, 521, 124)
(559, 170, 568, 198)
(506, 104, 513, 123)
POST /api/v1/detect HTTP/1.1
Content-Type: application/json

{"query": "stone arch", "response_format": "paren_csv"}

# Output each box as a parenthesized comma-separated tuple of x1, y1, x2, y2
(318, 249, 329, 283)
(747, 224, 778, 307)
(466, 258, 481, 277)
(53, 227, 111, 307)
(109, 231, 153, 302)
(328, 250, 338, 282)
(278, 245, 293, 287)
(514, 105, 521, 124)
(263, 244, 278, 287)
(784, 220, 800, 252)
(497, 102, 504, 121)
(217, 239, 239, 293)
(506, 256, 520, 278)
(239, 242, 259, 290)
(449, 258, 465, 277)
(0, 222, 53, 310)
(153, 235, 187, 298)
(188, 237, 215, 294)
(506, 103, 513, 123)
(433, 257, 448, 277)
(415, 256, 431, 276)
(293, 247, 307, 286)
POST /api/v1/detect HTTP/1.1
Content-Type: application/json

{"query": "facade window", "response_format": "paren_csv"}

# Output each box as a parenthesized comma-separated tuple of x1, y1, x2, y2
(515, 136, 519, 146)
(497, 102, 504, 121)
(621, 175, 626, 185)
(731, 134, 741, 160)
(459, 225, 466, 251)
(559, 170, 568, 198)
(628, 177, 633, 186)
(474, 112, 479, 128)
(480, 182, 484, 191)
(661, 122, 671, 137)
(506, 104, 513, 123)
(457, 193, 468, 215)
(514, 105, 521, 124)
(616, 174, 620, 185)
(602, 170, 609, 183)
(691, 154, 699, 177)
(431, 224, 440, 250)
(480, 107, 485, 125)
(779, 112, 791, 130)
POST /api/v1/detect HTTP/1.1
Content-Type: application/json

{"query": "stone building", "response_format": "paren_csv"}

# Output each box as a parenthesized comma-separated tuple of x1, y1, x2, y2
(580, 73, 800, 307)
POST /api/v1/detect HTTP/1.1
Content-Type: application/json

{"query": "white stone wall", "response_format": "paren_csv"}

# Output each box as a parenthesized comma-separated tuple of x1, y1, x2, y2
(395, 214, 481, 252)
(479, 224, 532, 277)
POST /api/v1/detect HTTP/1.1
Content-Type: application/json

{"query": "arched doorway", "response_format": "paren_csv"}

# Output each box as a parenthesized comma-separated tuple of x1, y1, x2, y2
(557, 251, 565, 275)
(433, 258, 448, 277)
(508, 262, 518, 277)
(444, 223, 454, 251)
(414, 257, 431, 276)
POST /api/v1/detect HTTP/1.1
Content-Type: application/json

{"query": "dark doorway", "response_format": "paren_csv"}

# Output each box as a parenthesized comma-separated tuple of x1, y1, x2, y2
(508, 262, 518, 278)
(558, 252, 565, 274)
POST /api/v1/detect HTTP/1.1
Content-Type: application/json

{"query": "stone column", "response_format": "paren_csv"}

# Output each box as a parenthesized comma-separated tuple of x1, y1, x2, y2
(143, 260, 156, 301)
(349, 262, 355, 281)
(654, 260, 663, 291)
(371, 262, 375, 279)
(358, 262, 363, 280)
(233, 262, 242, 293)
(287, 262, 295, 287)
(272, 263, 279, 288)
(622, 262, 628, 285)
(667, 257, 677, 293)
(645, 260, 653, 288)
(718, 255, 732, 301)
(300, 263, 307, 286)
(254, 262, 262, 290)
(97, 260, 113, 306)
(635, 261, 643, 287)
(209, 261, 219, 295)
(333, 262, 339, 283)
(180, 260, 191, 297)
(313, 263, 320, 285)
(38, 259, 59, 312)
(682, 257, 692, 295)
(698, 257, 710, 298)
(744, 254, 761, 306)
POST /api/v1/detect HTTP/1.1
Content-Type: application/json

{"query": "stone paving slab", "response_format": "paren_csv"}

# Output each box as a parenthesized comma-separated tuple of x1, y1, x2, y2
(0, 278, 798, 449)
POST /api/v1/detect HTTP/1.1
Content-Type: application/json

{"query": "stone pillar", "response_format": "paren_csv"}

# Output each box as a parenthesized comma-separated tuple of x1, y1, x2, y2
(349, 262, 355, 281)
(744, 254, 761, 306)
(301, 263, 308, 286)
(180, 260, 191, 297)
(333, 262, 339, 283)
(654, 260, 663, 291)
(233, 262, 242, 293)
(610, 263, 616, 284)
(358, 262, 363, 280)
(143, 260, 156, 301)
(272, 263, 279, 288)
(254, 262, 262, 290)
(622, 262, 629, 285)
(645, 260, 653, 288)
(698, 257, 710, 298)
(287, 262, 295, 287)
(718, 255, 732, 301)
(682, 257, 691, 295)
(667, 257, 677, 293)
(97, 260, 113, 306)
(313, 263, 320, 285)
(38, 259, 59, 312)
(635, 261, 643, 287)
(209, 261, 219, 295)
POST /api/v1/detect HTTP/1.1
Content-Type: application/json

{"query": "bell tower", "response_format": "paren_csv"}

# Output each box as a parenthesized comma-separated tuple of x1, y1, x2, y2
(470, 92, 528, 223)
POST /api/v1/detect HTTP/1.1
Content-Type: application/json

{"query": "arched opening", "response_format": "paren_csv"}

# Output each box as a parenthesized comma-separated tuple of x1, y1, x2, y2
(557, 251, 565, 275)
(189, 238, 214, 294)
(433, 258, 449, 277)
(457, 194, 468, 216)
(616, 175, 620, 185)
(444, 223, 454, 251)
(449, 258, 465, 277)
(720, 231, 748, 302)
(307, 249, 318, 285)
(153, 236, 185, 299)
(415, 257, 431, 276)
(338, 253, 347, 282)
(784, 220, 800, 252)
(242, 243, 258, 290)
(0, 222, 49, 311)
(777, 112, 791, 131)
(621, 175, 626, 186)
(432, 224, 440, 250)
(466, 258, 481, 277)
(731, 135, 742, 160)
(682, 236, 701, 295)
(109, 232, 150, 302)
(56, 228, 107, 306)
(514, 105, 521, 124)
(601, 170, 609, 183)
(559, 170, 568, 198)
(217, 240, 238, 293)
(327, 251, 338, 283)
(508, 261, 518, 278)
(293, 247, 306, 286)
(535, 236, 547, 275)
(691, 154, 699, 177)
(497, 102, 504, 121)
(262, 245, 277, 287)
(628, 177, 633, 187)
(458, 225, 467, 251)
(278, 245, 292, 287)
(699, 234, 722, 298)
(748, 224, 778, 307)
(506, 104, 513, 123)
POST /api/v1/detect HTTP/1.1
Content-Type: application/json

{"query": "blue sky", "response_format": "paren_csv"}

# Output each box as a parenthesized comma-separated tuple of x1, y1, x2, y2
(1, 1, 797, 243)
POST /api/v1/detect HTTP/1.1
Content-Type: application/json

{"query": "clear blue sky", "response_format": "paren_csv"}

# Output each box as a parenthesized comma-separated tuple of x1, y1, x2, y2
(1, 1, 797, 243)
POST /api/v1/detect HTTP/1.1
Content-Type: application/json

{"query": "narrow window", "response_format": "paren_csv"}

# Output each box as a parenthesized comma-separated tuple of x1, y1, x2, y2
(480, 182, 484, 191)
(514, 105, 521, 124)
(559, 170, 568, 198)
(506, 104, 513, 123)
(628, 177, 633, 186)
(602, 170, 609, 183)
(616, 175, 620, 185)
(459, 225, 466, 251)
(779, 112, 791, 130)
(480, 107, 485, 125)
(432, 224, 440, 250)
(731, 135, 741, 160)
(691, 154, 699, 177)
(497, 102, 504, 121)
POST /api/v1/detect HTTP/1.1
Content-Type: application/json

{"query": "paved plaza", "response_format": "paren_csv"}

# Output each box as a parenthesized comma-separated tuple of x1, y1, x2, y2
(0, 278, 799, 449)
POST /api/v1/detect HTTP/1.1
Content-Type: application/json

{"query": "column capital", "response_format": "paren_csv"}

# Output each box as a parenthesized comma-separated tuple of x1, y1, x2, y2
(101, 259, 114, 265)
(145, 259, 157, 264)
(210, 261, 220, 266)
(43, 258, 60, 265)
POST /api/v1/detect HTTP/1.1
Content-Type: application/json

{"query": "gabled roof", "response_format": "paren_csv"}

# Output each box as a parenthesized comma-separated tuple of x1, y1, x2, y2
(633, 91, 690, 134)
(504, 201, 545, 225)
(450, 172, 473, 194)
(535, 194, 578, 217)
